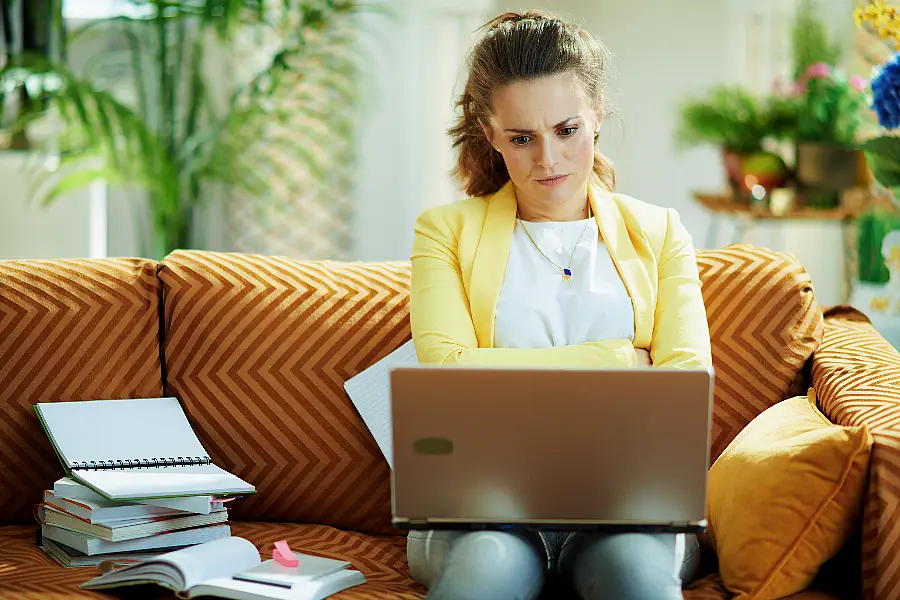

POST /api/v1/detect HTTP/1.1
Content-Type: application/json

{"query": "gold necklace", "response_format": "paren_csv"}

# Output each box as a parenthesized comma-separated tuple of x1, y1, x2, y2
(516, 207, 593, 281)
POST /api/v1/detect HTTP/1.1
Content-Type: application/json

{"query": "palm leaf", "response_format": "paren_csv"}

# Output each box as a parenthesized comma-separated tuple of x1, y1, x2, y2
(4, 0, 373, 258)
(0, 59, 173, 202)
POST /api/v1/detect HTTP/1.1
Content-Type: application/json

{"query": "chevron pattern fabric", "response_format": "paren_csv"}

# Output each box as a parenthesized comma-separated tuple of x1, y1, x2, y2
(0, 523, 423, 599)
(0, 520, 845, 600)
(0, 259, 164, 526)
(695, 244, 824, 461)
(159, 251, 411, 532)
(812, 306, 900, 600)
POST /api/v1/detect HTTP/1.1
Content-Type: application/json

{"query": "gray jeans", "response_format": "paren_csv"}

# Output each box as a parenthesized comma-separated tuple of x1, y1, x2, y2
(407, 529, 701, 600)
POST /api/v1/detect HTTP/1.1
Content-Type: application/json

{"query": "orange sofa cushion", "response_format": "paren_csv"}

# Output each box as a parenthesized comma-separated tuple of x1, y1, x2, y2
(811, 306, 900, 600)
(707, 392, 872, 599)
(0, 258, 164, 525)
(0, 523, 422, 600)
(696, 244, 824, 461)
(159, 251, 410, 533)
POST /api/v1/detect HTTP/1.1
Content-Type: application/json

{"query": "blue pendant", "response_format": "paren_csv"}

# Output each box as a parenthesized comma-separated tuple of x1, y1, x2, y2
(562, 268, 572, 280)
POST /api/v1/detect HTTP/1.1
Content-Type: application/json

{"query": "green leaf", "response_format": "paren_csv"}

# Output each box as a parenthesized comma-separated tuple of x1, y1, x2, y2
(861, 136, 900, 187)
(34, 167, 118, 208)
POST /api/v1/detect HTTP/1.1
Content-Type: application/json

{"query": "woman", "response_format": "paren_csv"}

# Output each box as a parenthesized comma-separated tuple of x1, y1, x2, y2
(407, 10, 712, 600)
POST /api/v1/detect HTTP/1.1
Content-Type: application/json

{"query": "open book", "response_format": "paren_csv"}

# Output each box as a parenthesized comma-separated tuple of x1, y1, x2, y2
(80, 537, 366, 600)
(34, 397, 256, 500)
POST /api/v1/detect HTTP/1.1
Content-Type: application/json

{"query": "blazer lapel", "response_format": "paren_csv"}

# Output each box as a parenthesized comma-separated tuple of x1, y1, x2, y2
(589, 186, 653, 346)
(469, 182, 517, 348)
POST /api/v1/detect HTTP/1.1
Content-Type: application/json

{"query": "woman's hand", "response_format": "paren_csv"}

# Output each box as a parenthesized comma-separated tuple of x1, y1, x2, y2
(634, 348, 652, 367)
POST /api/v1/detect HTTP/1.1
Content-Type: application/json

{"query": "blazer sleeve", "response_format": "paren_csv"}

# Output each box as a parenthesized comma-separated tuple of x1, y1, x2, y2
(649, 209, 712, 369)
(410, 209, 638, 367)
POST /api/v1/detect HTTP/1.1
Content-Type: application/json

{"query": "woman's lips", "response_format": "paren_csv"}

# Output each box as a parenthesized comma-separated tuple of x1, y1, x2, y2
(536, 174, 569, 186)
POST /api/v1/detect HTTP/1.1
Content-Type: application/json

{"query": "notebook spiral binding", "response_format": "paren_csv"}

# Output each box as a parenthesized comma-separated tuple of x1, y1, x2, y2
(71, 456, 212, 470)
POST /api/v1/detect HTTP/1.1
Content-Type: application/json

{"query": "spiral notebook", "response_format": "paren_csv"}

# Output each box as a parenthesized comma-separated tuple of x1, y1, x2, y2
(35, 397, 256, 501)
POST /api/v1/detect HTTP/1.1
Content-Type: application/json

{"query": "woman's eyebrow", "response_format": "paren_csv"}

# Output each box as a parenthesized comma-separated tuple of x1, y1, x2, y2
(504, 117, 579, 134)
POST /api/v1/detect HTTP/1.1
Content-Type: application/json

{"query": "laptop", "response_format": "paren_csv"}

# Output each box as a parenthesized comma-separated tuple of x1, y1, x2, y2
(389, 365, 714, 533)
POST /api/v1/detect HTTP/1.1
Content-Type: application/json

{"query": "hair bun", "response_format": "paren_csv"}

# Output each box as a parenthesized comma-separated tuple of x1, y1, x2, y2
(482, 10, 557, 32)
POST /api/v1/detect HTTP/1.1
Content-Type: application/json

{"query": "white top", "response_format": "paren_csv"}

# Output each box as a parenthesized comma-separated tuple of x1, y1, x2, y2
(494, 216, 635, 349)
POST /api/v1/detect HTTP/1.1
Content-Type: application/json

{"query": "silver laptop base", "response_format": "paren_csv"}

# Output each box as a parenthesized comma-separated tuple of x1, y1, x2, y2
(392, 520, 708, 534)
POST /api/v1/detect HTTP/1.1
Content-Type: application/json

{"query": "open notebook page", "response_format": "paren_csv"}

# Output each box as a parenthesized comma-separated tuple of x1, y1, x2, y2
(343, 340, 419, 469)
(74, 464, 255, 500)
(36, 397, 208, 467)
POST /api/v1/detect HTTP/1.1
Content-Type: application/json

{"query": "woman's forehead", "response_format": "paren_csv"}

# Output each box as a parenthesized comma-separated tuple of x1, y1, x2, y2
(490, 73, 591, 127)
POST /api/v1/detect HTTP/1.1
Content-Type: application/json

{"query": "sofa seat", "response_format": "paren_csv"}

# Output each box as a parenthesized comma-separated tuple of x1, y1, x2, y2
(0, 522, 423, 600)
(0, 523, 841, 600)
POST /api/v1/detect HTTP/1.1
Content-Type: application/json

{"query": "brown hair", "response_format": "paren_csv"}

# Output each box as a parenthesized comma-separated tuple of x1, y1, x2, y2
(449, 10, 616, 198)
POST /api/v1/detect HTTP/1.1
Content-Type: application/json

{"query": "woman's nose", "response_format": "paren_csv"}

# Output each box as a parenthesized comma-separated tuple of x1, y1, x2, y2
(536, 139, 558, 168)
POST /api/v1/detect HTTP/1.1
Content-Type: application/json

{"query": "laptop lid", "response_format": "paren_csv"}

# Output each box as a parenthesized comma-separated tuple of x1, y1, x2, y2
(389, 366, 714, 533)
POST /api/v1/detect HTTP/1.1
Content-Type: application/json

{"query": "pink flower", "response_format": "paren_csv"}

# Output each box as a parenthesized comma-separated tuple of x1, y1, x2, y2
(790, 81, 806, 96)
(805, 62, 833, 79)
(849, 75, 868, 91)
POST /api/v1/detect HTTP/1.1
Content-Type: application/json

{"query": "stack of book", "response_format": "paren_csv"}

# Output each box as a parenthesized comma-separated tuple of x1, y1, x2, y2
(32, 397, 257, 568)
(36, 477, 235, 568)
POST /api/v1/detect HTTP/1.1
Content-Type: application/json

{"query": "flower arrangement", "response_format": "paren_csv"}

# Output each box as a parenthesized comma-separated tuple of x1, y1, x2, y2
(788, 61, 869, 146)
(855, 1, 900, 209)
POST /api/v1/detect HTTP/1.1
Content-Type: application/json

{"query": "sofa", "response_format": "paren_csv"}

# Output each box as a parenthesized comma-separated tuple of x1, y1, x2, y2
(1, 244, 898, 600)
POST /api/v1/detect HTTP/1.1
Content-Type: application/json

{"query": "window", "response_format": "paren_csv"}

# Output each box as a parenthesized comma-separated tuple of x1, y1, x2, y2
(63, 0, 150, 20)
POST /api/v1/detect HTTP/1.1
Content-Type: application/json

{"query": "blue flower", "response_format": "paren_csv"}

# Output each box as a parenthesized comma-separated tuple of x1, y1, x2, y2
(872, 53, 900, 129)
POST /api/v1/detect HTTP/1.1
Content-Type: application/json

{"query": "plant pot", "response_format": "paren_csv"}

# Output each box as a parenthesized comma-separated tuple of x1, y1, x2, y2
(722, 149, 749, 202)
(796, 143, 865, 190)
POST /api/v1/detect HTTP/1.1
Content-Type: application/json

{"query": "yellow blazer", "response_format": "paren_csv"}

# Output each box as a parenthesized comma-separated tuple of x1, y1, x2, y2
(410, 181, 712, 369)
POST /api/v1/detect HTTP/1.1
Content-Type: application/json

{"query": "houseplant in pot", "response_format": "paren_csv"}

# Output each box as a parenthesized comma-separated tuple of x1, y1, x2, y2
(789, 0, 869, 207)
(842, 0, 900, 348)
(0, 0, 367, 258)
(675, 85, 790, 202)
(790, 62, 869, 205)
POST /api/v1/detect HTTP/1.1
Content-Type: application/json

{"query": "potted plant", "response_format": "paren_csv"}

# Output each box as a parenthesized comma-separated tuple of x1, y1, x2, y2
(790, 62, 869, 201)
(675, 85, 790, 201)
(841, 1, 900, 342)
(788, 0, 869, 207)
(0, 0, 367, 258)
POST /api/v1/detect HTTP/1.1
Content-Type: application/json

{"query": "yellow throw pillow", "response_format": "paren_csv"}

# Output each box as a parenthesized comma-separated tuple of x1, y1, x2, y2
(707, 389, 872, 600)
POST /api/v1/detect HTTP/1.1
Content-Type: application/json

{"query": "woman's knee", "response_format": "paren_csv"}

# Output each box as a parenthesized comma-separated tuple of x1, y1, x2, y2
(409, 530, 546, 600)
(558, 533, 695, 600)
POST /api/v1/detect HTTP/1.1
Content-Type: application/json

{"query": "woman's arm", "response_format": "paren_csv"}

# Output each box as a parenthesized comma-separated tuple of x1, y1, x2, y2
(410, 209, 638, 367)
(649, 209, 712, 369)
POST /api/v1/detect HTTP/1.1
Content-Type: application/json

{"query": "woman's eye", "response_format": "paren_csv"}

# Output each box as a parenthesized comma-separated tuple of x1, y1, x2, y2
(559, 126, 578, 137)
(510, 136, 531, 146)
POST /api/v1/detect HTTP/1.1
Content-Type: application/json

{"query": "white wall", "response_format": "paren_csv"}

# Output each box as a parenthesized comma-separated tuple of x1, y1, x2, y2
(352, 0, 493, 262)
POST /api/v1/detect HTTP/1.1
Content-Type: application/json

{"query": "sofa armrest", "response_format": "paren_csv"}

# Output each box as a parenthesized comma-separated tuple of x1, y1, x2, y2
(811, 306, 900, 600)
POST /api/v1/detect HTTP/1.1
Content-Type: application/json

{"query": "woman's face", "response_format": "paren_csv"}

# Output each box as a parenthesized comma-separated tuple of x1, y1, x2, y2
(485, 72, 599, 212)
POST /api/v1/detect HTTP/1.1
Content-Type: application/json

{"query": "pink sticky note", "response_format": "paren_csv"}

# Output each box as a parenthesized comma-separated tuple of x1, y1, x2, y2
(272, 540, 298, 567)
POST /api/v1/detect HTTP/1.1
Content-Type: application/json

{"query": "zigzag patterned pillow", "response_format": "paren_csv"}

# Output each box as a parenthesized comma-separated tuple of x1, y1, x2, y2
(159, 251, 411, 533)
(697, 244, 824, 461)
(0, 258, 164, 525)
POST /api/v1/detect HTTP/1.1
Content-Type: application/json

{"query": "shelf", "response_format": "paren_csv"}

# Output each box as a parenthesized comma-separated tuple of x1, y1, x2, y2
(692, 192, 861, 221)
